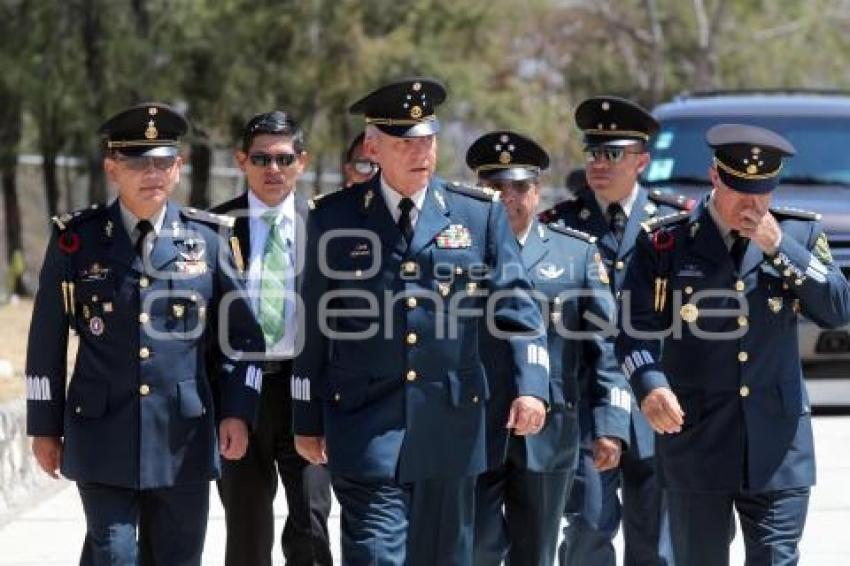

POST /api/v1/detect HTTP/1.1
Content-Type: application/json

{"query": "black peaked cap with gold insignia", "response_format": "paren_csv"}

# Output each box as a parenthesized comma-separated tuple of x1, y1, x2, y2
(575, 95, 659, 148)
(707, 123, 795, 194)
(349, 77, 446, 138)
(466, 130, 549, 182)
(99, 102, 188, 157)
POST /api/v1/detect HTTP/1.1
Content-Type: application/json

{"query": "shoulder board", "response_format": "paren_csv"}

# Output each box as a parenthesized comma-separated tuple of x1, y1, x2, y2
(444, 181, 499, 202)
(770, 206, 821, 221)
(308, 188, 346, 210)
(182, 207, 235, 228)
(647, 189, 696, 211)
(641, 210, 690, 233)
(547, 223, 597, 244)
(538, 198, 579, 223)
(51, 203, 106, 231)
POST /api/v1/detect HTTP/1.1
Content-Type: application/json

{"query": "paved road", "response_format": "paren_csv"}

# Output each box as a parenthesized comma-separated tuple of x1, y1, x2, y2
(0, 416, 848, 565)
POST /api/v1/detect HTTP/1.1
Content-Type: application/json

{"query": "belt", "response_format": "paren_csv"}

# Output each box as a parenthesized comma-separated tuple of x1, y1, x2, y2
(261, 359, 292, 375)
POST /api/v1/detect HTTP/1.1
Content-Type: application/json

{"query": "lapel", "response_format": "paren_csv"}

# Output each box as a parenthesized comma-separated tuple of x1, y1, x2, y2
(232, 193, 251, 257)
(408, 178, 451, 257)
(360, 176, 407, 256)
(148, 203, 181, 271)
(521, 220, 549, 270)
(619, 188, 650, 261)
(577, 188, 617, 257)
(293, 193, 309, 294)
(106, 200, 138, 270)
(687, 199, 730, 267)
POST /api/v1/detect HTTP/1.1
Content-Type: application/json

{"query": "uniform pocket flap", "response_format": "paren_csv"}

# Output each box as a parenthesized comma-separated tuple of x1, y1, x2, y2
(177, 380, 205, 418)
(67, 378, 108, 418)
(446, 366, 489, 407)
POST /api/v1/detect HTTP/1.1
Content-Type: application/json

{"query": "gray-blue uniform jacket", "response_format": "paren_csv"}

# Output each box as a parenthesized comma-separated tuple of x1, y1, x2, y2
(615, 198, 850, 492)
(26, 200, 265, 489)
(292, 175, 550, 483)
(539, 185, 693, 458)
(482, 220, 628, 472)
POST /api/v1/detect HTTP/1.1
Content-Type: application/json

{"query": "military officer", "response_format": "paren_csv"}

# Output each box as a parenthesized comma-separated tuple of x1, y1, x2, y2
(292, 78, 550, 566)
(539, 96, 689, 566)
(467, 131, 629, 566)
(26, 103, 265, 566)
(616, 123, 850, 565)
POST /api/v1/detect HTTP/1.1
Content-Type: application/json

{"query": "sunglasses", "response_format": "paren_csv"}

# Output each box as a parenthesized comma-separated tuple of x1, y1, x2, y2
(487, 180, 536, 194)
(115, 155, 178, 171)
(352, 159, 377, 175)
(249, 152, 298, 167)
(584, 147, 643, 164)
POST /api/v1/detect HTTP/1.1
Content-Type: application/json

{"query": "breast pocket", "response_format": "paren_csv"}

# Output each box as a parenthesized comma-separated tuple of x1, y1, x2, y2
(67, 377, 109, 419)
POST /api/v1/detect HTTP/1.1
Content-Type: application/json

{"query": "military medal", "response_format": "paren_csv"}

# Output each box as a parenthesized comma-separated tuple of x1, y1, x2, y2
(89, 316, 105, 336)
(436, 224, 472, 248)
(680, 303, 699, 323)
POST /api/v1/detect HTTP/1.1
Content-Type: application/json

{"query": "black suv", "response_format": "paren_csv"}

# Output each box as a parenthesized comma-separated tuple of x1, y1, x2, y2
(645, 90, 850, 403)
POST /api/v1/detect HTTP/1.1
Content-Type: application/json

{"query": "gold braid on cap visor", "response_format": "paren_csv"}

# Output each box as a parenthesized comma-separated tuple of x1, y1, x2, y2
(713, 157, 783, 180)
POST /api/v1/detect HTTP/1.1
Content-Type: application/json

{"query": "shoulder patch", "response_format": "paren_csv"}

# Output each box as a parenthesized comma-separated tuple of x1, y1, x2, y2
(641, 210, 690, 233)
(51, 203, 106, 232)
(308, 188, 345, 210)
(182, 207, 235, 228)
(648, 189, 696, 211)
(547, 223, 597, 244)
(538, 198, 579, 224)
(445, 181, 499, 202)
(771, 206, 821, 221)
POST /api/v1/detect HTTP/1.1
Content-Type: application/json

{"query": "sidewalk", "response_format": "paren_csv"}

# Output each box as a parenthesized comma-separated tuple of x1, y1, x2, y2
(1, 417, 849, 564)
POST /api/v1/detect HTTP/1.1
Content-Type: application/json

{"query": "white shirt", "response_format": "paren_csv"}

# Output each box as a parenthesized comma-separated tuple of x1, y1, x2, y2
(595, 182, 641, 219)
(247, 190, 298, 359)
(517, 222, 534, 247)
(380, 174, 428, 227)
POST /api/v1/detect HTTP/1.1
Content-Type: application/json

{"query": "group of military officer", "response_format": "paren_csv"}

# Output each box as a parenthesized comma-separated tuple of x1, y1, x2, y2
(24, 74, 850, 566)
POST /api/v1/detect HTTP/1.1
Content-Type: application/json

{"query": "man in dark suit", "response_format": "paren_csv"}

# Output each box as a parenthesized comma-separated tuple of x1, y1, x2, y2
(540, 96, 692, 566)
(211, 111, 332, 566)
(617, 123, 850, 566)
(467, 131, 629, 566)
(293, 78, 550, 566)
(27, 103, 264, 565)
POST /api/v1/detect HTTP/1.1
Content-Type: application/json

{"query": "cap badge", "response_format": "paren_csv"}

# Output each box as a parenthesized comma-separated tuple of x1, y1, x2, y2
(410, 105, 423, 119)
(145, 119, 158, 140)
(498, 151, 512, 164)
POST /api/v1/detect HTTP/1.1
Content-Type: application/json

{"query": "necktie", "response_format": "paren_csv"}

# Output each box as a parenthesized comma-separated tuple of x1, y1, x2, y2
(398, 198, 415, 245)
(608, 203, 627, 244)
(730, 230, 749, 271)
(135, 220, 154, 259)
(259, 213, 289, 347)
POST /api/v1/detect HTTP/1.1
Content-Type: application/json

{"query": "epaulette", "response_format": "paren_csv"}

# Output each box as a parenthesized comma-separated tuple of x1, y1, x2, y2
(647, 189, 697, 211)
(308, 188, 345, 210)
(182, 207, 235, 228)
(770, 206, 821, 221)
(444, 181, 499, 202)
(547, 223, 597, 244)
(538, 198, 579, 223)
(641, 210, 690, 233)
(50, 203, 106, 231)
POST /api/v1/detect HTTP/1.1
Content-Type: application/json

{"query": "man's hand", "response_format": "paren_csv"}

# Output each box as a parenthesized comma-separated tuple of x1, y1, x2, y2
(593, 437, 622, 472)
(739, 209, 782, 255)
(640, 387, 685, 434)
(295, 435, 328, 465)
(219, 418, 250, 460)
(506, 395, 546, 436)
(31, 436, 62, 479)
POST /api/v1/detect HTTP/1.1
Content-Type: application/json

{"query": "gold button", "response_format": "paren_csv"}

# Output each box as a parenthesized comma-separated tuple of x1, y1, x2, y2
(75, 406, 82, 414)
(406, 370, 417, 382)
(738, 351, 748, 363)
(407, 297, 418, 309)
(139, 347, 150, 359)
(406, 332, 418, 346)
(684, 286, 694, 295)
(615, 261, 625, 271)
(333, 393, 341, 401)
(783, 269, 792, 277)
(402, 261, 417, 274)
(139, 276, 150, 288)
(472, 395, 479, 403)
(139, 313, 149, 324)
(735, 281, 745, 292)
(740, 385, 750, 397)
(355, 269, 363, 277)
(455, 266, 463, 275)
(139, 384, 150, 395)
(795, 278, 803, 286)
(737, 316, 748, 327)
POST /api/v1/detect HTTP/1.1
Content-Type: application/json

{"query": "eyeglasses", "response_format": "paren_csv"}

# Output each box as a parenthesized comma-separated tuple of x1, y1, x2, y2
(352, 159, 377, 175)
(584, 147, 643, 164)
(248, 152, 298, 167)
(114, 155, 178, 171)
